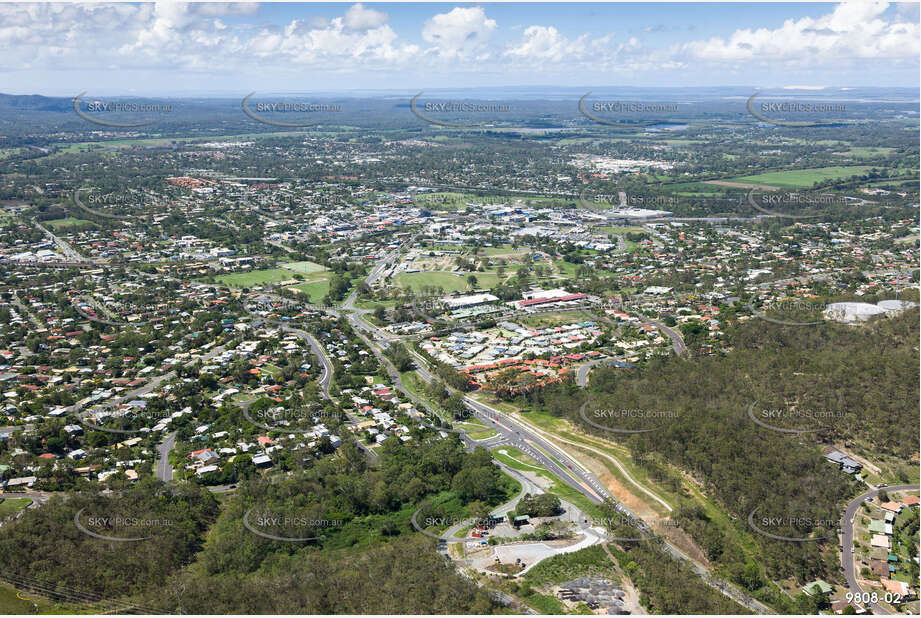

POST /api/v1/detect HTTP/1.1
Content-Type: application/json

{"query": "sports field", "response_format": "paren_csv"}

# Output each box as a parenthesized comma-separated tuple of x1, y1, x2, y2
(726, 166, 879, 189)
(45, 217, 95, 230)
(395, 271, 501, 293)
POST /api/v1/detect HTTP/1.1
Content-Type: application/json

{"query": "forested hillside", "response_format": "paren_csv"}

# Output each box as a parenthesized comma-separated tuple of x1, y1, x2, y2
(530, 310, 918, 592)
(0, 438, 517, 614)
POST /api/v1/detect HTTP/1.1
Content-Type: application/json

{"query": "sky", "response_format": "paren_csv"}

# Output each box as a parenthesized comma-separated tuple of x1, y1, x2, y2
(1, 1, 919, 95)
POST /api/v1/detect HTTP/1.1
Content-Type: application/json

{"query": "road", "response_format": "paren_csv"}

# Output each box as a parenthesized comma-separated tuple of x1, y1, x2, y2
(342, 232, 419, 311)
(596, 309, 686, 358)
(359, 317, 770, 613)
(841, 484, 919, 615)
(33, 220, 84, 261)
(643, 316, 687, 356)
(155, 432, 177, 482)
(11, 293, 43, 329)
(257, 317, 333, 399)
(576, 359, 604, 387)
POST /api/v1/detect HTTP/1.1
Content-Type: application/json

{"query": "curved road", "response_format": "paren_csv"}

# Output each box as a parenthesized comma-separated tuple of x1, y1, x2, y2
(841, 484, 919, 614)
(268, 320, 332, 399)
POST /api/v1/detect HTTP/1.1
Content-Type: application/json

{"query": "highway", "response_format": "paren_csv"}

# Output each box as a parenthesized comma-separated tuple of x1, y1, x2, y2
(345, 286, 771, 613)
(33, 220, 85, 261)
(841, 484, 919, 615)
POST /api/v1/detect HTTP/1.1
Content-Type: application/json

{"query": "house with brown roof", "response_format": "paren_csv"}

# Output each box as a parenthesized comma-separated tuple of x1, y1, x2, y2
(879, 501, 903, 513)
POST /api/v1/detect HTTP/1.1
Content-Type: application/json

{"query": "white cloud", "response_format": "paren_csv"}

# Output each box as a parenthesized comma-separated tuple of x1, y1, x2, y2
(504, 26, 587, 62)
(343, 3, 388, 32)
(422, 7, 497, 59)
(682, 1, 919, 63)
(0, 1, 914, 88)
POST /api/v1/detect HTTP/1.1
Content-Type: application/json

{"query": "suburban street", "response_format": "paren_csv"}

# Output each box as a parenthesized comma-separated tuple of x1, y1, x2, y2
(258, 317, 333, 399)
(155, 431, 177, 482)
(841, 484, 919, 615)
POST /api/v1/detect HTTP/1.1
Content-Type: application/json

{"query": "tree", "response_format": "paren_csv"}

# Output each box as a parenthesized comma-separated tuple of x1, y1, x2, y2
(466, 274, 478, 289)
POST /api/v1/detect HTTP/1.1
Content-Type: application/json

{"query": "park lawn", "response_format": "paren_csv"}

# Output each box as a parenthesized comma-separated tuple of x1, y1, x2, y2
(279, 260, 328, 274)
(480, 244, 529, 257)
(395, 271, 500, 293)
(413, 192, 502, 211)
(214, 268, 295, 288)
(552, 260, 582, 278)
(45, 217, 95, 230)
(520, 591, 568, 614)
(288, 279, 331, 304)
(727, 166, 880, 189)
(353, 298, 399, 310)
(661, 181, 729, 193)
(0, 497, 31, 519)
(523, 546, 621, 588)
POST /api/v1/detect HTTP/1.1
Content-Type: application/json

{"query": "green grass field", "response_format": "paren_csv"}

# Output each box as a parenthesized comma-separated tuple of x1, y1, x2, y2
(395, 271, 501, 293)
(0, 497, 31, 520)
(288, 279, 331, 303)
(279, 260, 327, 274)
(45, 217, 94, 230)
(728, 166, 880, 189)
(492, 447, 543, 471)
(214, 268, 297, 288)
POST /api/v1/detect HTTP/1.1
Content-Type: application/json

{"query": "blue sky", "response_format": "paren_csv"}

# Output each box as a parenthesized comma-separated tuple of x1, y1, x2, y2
(1, 2, 918, 95)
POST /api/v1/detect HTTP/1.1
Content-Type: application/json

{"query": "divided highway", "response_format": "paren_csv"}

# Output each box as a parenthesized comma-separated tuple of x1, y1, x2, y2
(343, 257, 770, 613)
